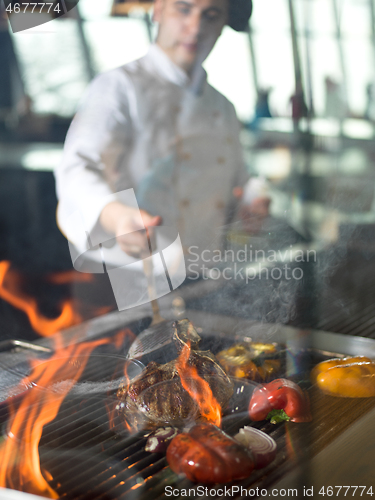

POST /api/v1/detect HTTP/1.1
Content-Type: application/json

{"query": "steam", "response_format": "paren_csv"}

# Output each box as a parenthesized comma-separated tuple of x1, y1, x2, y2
(185, 216, 318, 330)
(41, 378, 125, 397)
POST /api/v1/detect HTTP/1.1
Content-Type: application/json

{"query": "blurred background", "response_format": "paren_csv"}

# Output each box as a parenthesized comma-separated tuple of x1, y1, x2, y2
(1, 0, 375, 342)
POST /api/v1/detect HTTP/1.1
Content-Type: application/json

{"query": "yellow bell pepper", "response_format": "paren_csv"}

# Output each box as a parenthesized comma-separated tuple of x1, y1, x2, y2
(311, 356, 375, 398)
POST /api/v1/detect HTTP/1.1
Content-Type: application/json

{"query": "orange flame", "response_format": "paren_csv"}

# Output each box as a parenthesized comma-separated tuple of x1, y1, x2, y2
(0, 261, 82, 336)
(104, 328, 136, 430)
(111, 329, 136, 351)
(176, 341, 221, 427)
(46, 270, 93, 285)
(0, 331, 129, 498)
(104, 398, 117, 431)
(119, 361, 134, 433)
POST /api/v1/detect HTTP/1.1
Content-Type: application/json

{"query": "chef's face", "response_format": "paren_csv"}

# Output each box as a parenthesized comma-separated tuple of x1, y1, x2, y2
(154, 0, 228, 74)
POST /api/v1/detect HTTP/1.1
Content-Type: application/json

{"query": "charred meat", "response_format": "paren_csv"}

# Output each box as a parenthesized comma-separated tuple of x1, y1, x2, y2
(117, 319, 233, 431)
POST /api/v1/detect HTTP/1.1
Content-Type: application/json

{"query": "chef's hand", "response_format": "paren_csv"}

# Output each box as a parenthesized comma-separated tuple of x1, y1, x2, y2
(233, 187, 271, 234)
(100, 201, 162, 257)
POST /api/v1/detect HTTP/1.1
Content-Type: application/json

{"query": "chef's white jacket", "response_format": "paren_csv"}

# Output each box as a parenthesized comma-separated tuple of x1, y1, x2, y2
(55, 44, 248, 271)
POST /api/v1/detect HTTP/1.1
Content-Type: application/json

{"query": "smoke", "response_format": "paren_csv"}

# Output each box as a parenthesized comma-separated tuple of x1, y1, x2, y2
(185, 215, 313, 329)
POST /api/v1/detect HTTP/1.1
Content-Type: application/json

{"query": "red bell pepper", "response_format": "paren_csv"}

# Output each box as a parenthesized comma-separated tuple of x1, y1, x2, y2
(249, 378, 312, 423)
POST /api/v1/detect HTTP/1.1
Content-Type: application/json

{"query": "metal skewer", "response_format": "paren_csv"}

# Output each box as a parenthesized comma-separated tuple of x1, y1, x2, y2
(142, 227, 164, 326)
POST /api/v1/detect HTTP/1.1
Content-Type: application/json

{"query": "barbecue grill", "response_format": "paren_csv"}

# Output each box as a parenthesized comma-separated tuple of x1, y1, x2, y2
(1, 301, 375, 499)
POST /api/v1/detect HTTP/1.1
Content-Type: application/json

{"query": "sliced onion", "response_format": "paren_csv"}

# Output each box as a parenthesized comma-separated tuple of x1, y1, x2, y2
(145, 427, 179, 453)
(234, 426, 276, 469)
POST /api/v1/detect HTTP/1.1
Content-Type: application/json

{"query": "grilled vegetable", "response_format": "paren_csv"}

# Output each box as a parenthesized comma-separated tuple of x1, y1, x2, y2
(216, 342, 280, 382)
(166, 423, 254, 483)
(234, 426, 277, 469)
(248, 378, 312, 423)
(311, 356, 375, 398)
(145, 427, 179, 453)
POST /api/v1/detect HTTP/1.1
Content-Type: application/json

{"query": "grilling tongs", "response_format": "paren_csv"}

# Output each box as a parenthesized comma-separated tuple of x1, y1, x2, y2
(126, 228, 174, 359)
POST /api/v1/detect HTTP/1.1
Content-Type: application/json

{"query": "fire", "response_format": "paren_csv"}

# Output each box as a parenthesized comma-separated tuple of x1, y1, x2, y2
(47, 270, 93, 285)
(0, 261, 83, 336)
(0, 261, 113, 336)
(111, 328, 136, 351)
(176, 341, 221, 427)
(105, 328, 136, 430)
(0, 331, 131, 498)
(118, 358, 134, 433)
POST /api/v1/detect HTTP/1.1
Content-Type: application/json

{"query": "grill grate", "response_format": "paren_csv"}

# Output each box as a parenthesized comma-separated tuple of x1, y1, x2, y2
(316, 269, 375, 338)
(41, 407, 289, 500)
(1, 331, 299, 500)
(185, 251, 375, 339)
(3, 313, 375, 499)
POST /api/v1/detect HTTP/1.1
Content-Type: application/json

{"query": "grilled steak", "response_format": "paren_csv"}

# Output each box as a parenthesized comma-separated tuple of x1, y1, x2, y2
(117, 319, 233, 431)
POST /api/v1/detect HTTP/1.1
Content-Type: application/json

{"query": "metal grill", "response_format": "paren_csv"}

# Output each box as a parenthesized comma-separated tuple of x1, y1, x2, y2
(185, 251, 375, 339)
(315, 254, 375, 338)
(2, 298, 375, 498)
(0, 327, 310, 500)
(41, 408, 290, 499)
(38, 406, 289, 500)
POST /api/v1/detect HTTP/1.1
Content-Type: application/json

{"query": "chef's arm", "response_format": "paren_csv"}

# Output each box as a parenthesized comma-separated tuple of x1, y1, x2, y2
(227, 105, 271, 233)
(55, 71, 139, 254)
(232, 182, 271, 233)
(234, 182, 270, 210)
(233, 186, 270, 216)
(100, 201, 162, 257)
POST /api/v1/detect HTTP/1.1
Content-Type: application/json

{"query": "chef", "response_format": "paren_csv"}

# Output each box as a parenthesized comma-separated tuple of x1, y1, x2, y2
(55, 0, 268, 290)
